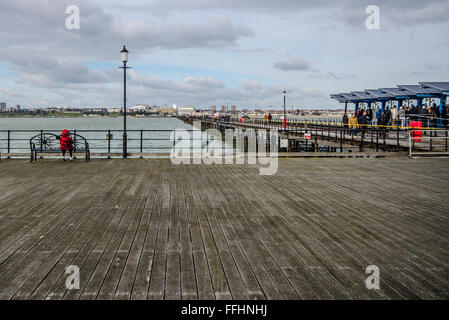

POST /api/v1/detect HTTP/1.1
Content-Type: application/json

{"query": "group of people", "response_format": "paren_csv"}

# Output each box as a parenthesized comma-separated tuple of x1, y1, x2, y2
(342, 110, 371, 138)
(342, 103, 449, 137)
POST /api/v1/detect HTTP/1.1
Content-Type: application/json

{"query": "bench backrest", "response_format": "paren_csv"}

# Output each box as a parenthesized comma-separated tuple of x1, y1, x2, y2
(30, 133, 89, 152)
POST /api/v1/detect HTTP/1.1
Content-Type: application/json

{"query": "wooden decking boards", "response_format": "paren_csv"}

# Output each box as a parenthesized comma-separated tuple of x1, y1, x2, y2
(0, 158, 448, 300)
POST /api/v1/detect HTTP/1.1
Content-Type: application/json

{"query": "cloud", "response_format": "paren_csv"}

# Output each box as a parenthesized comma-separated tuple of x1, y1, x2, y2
(129, 71, 226, 92)
(273, 57, 311, 71)
(114, 16, 254, 49)
(389, 1, 449, 26)
(111, 0, 449, 26)
(182, 76, 226, 89)
(120, 71, 299, 107)
(242, 78, 262, 90)
(0, 1, 254, 92)
(299, 87, 322, 97)
(0, 88, 27, 98)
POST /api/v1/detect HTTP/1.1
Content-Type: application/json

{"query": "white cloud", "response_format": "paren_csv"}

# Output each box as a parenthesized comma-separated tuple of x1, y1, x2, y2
(113, 16, 254, 49)
(299, 87, 322, 97)
(274, 57, 310, 71)
(242, 78, 261, 90)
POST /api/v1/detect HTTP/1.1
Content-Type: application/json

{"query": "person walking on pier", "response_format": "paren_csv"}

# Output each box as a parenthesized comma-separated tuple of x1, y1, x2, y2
(399, 106, 406, 128)
(367, 107, 373, 125)
(430, 103, 438, 128)
(391, 106, 398, 126)
(375, 108, 381, 126)
(419, 105, 429, 129)
(358, 110, 368, 138)
(385, 106, 392, 126)
(58, 129, 74, 161)
(348, 113, 359, 137)
(378, 112, 388, 138)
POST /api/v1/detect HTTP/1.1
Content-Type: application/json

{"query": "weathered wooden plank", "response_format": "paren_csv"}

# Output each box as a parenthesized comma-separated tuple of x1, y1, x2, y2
(0, 158, 448, 300)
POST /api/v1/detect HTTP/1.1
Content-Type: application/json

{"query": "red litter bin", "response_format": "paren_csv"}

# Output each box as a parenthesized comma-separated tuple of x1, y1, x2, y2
(283, 118, 287, 129)
(410, 121, 422, 142)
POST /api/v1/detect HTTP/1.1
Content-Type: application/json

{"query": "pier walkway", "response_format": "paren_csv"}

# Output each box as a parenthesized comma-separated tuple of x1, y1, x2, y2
(0, 158, 449, 300)
(197, 119, 449, 155)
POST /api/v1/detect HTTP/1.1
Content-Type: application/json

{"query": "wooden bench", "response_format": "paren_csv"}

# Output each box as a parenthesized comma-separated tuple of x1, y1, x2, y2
(30, 133, 90, 162)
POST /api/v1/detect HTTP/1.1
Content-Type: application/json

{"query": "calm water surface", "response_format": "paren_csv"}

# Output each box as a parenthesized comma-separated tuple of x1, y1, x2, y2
(0, 117, 194, 153)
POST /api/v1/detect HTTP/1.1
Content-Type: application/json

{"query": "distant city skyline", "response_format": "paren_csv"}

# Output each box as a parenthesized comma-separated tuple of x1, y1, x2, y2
(1, 0, 448, 109)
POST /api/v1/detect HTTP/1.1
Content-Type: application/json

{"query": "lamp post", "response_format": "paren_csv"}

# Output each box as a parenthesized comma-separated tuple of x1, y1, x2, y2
(283, 90, 286, 131)
(119, 46, 130, 158)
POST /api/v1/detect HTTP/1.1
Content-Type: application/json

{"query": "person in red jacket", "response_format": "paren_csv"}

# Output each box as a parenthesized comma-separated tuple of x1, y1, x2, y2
(59, 129, 74, 161)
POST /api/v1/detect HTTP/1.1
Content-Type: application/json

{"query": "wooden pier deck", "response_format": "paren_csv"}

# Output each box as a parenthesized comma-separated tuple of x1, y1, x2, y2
(0, 158, 448, 300)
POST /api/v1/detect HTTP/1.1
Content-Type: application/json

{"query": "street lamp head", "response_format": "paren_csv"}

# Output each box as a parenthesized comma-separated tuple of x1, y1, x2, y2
(121, 46, 128, 63)
(283, 90, 286, 96)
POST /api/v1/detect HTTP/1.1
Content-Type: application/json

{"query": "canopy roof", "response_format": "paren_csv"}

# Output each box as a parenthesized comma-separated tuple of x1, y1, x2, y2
(420, 82, 449, 92)
(331, 82, 449, 103)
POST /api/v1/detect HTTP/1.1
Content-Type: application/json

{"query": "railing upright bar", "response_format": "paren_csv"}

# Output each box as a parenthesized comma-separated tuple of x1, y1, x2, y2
(397, 127, 400, 147)
(430, 131, 433, 151)
(7, 130, 11, 154)
(108, 130, 111, 157)
(376, 129, 379, 152)
(444, 130, 447, 152)
(140, 130, 143, 154)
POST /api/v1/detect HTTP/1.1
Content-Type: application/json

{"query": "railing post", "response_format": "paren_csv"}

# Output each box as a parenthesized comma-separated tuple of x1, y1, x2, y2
(107, 130, 111, 158)
(173, 129, 176, 150)
(444, 130, 447, 152)
(140, 130, 143, 158)
(360, 134, 364, 152)
(397, 126, 400, 147)
(7, 130, 10, 158)
(40, 129, 43, 156)
(340, 130, 343, 152)
(430, 130, 433, 151)
(375, 129, 379, 152)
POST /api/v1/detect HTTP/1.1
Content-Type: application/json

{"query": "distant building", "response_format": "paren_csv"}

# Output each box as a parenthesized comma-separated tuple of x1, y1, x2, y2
(161, 106, 175, 114)
(176, 106, 195, 115)
(15, 105, 21, 112)
(129, 104, 147, 112)
(220, 105, 226, 112)
(231, 105, 237, 113)
(210, 105, 216, 113)
(0, 102, 6, 112)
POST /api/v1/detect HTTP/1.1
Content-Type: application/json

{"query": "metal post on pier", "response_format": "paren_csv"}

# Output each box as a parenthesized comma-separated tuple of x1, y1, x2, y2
(107, 130, 111, 158)
(376, 129, 379, 152)
(430, 131, 433, 151)
(360, 134, 364, 152)
(340, 130, 343, 152)
(119, 46, 131, 159)
(444, 130, 447, 152)
(283, 90, 286, 132)
(140, 130, 143, 158)
(40, 129, 43, 154)
(397, 127, 400, 147)
(7, 130, 10, 158)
